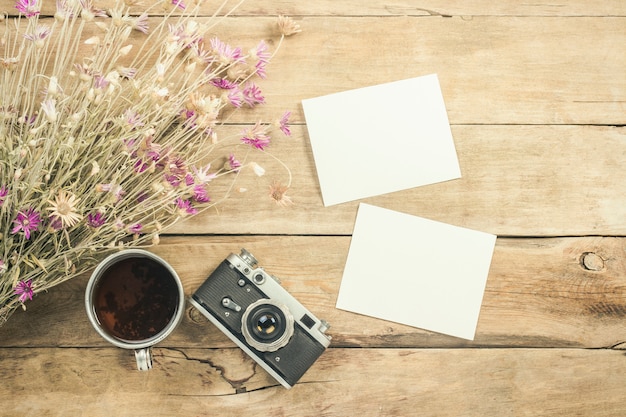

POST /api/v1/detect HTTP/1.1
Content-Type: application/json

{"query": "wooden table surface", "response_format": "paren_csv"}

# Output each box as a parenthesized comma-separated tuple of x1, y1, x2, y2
(1, 1, 626, 415)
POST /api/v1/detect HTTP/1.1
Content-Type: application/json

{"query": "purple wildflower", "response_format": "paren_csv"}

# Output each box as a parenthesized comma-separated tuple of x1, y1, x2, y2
(47, 216, 63, 232)
(11, 207, 41, 240)
(185, 173, 195, 186)
(87, 212, 106, 228)
(14, 280, 34, 303)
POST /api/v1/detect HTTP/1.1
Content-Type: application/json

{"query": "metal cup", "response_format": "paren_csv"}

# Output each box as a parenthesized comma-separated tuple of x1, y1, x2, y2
(85, 249, 185, 370)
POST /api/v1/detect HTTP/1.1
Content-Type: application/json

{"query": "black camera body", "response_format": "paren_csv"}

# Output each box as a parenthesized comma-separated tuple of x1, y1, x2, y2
(190, 249, 331, 388)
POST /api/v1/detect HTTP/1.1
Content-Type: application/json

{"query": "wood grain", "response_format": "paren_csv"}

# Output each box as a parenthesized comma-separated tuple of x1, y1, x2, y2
(168, 125, 626, 236)
(1, 0, 625, 415)
(1, 236, 625, 349)
(0, 347, 624, 417)
(10, 0, 626, 17)
(2, 15, 624, 125)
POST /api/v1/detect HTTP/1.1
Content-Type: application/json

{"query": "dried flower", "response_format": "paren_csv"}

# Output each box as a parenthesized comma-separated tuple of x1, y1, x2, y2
(277, 15, 302, 37)
(87, 212, 106, 228)
(14, 280, 34, 303)
(269, 181, 293, 207)
(227, 154, 242, 172)
(41, 98, 58, 123)
(11, 208, 42, 240)
(46, 190, 83, 229)
(128, 223, 142, 234)
(242, 122, 271, 150)
(242, 82, 265, 107)
(0, 0, 297, 326)
(0, 185, 7, 206)
(175, 198, 198, 216)
(276, 111, 292, 136)
(15, 0, 39, 18)
(24, 25, 51, 48)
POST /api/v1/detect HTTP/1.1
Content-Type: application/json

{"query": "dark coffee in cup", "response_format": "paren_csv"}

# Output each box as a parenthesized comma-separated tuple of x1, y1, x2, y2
(91, 256, 180, 342)
(86, 249, 185, 370)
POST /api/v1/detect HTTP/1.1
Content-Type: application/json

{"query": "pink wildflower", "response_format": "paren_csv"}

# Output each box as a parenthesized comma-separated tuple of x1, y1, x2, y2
(15, 0, 40, 17)
(24, 25, 52, 45)
(164, 174, 181, 187)
(11, 207, 41, 240)
(241, 122, 271, 150)
(210, 37, 244, 64)
(132, 13, 149, 34)
(227, 89, 243, 108)
(227, 154, 242, 172)
(242, 82, 265, 107)
(193, 185, 210, 203)
(192, 164, 216, 184)
(277, 111, 292, 136)
(211, 78, 237, 89)
(175, 198, 198, 216)
(124, 109, 144, 129)
(128, 223, 142, 234)
(252, 40, 270, 78)
(94, 75, 109, 90)
(79, 0, 106, 18)
(172, 0, 185, 10)
(14, 280, 34, 303)
(55, 0, 75, 20)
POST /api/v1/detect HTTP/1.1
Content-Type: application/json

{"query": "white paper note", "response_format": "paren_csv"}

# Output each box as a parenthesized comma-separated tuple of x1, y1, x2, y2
(302, 74, 461, 206)
(336, 203, 497, 340)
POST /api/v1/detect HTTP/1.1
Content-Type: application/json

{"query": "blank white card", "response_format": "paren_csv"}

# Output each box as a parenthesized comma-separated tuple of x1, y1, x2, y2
(302, 74, 461, 206)
(336, 204, 497, 340)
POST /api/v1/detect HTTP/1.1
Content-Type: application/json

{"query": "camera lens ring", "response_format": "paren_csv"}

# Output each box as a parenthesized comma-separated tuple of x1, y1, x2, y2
(241, 299, 294, 352)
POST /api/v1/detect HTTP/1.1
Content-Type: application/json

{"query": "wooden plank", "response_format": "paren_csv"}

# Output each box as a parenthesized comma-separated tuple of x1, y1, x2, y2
(165, 125, 626, 236)
(4, 0, 625, 17)
(0, 346, 624, 416)
(1, 235, 625, 349)
(1, 16, 624, 125)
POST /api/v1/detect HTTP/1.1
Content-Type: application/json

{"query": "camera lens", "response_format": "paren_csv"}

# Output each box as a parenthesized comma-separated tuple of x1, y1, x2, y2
(253, 309, 281, 340)
(242, 299, 294, 352)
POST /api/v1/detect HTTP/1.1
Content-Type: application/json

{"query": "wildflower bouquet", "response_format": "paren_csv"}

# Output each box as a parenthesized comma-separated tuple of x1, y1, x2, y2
(0, 0, 300, 326)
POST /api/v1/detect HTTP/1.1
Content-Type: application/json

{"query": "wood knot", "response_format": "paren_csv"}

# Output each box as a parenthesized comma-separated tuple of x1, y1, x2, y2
(580, 252, 605, 271)
(188, 306, 208, 324)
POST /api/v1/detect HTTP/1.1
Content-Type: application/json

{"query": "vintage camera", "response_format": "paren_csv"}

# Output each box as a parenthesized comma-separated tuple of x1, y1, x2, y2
(189, 249, 331, 389)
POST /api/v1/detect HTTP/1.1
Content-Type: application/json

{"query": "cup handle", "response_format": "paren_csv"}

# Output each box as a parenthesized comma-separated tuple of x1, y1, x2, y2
(134, 347, 153, 371)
